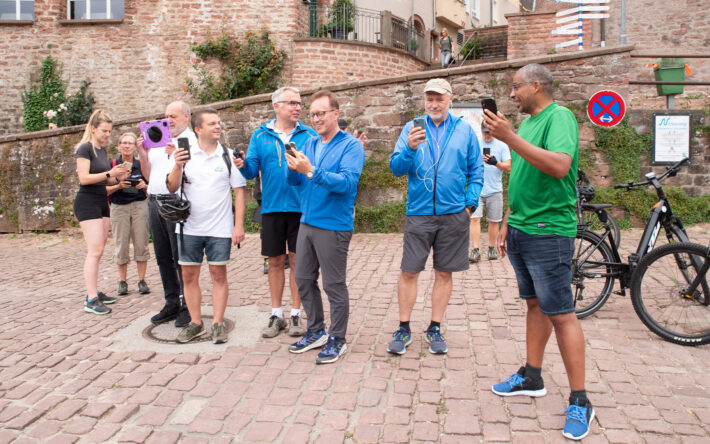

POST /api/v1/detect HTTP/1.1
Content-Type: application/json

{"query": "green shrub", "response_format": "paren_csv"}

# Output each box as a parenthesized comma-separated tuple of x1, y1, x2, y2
(594, 119, 651, 184)
(460, 36, 482, 60)
(354, 202, 406, 233)
(22, 56, 95, 132)
(186, 30, 287, 104)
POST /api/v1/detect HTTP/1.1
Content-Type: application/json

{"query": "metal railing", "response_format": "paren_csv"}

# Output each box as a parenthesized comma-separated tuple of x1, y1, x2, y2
(305, 4, 426, 59)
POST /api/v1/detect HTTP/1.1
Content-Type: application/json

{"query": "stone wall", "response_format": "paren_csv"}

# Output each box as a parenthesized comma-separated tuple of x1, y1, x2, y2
(291, 39, 429, 88)
(506, 11, 594, 60)
(2, 46, 709, 232)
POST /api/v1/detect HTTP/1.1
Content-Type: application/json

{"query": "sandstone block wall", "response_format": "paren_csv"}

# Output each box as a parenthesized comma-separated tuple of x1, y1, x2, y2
(4, 46, 708, 232)
(291, 39, 428, 88)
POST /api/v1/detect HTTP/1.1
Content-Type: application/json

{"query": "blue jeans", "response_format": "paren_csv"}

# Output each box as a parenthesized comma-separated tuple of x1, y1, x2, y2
(506, 226, 575, 316)
(441, 50, 452, 68)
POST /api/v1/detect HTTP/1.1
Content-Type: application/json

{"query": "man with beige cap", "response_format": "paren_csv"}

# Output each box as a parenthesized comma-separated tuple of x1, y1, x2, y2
(387, 78, 484, 355)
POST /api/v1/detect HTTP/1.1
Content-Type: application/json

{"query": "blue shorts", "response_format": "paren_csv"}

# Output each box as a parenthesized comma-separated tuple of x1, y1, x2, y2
(178, 234, 231, 266)
(506, 226, 575, 316)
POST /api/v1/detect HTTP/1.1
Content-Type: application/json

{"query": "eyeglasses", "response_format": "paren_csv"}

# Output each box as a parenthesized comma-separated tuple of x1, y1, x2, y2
(511, 82, 532, 91)
(119, 141, 136, 145)
(309, 109, 336, 121)
(277, 101, 302, 107)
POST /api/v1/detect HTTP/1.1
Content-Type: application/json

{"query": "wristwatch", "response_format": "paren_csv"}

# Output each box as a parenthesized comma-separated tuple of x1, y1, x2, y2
(306, 166, 315, 180)
(467, 205, 476, 213)
(105, 172, 111, 179)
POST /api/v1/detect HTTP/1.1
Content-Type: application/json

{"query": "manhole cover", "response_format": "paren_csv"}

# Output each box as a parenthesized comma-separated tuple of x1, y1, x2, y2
(142, 316, 235, 344)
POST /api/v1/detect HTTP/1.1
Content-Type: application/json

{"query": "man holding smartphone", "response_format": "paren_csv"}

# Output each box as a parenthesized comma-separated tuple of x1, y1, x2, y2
(483, 63, 593, 440)
(285, 90, 364, 364)
(137, 101, 195, 328)
(469, 122, 511, 263)
(233, 87, 318, 339)
(387, 78, 484, 356)
(167, 108, 246, 344)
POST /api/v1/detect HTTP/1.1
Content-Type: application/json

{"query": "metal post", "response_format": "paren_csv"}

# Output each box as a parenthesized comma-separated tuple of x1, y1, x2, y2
(578, 2, 583, 51)
(620, 0, 627, 44)
(667, 95, 676, 110)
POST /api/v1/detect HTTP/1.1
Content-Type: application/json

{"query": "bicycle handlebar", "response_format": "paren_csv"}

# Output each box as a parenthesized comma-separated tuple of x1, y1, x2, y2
(612, 157, 689, 191)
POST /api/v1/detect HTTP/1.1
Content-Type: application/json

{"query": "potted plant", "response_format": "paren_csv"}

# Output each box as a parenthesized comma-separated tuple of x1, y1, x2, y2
(408, 37, 419, 53)
(326, 0, 355, 40)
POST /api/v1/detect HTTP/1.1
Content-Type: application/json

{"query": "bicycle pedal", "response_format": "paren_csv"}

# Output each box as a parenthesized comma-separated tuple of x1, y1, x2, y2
(614, 290, 626, 296)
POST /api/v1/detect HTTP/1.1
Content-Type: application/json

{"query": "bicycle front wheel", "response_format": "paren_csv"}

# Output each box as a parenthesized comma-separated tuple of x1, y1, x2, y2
(573, 229, 615, 319)
(631, 242, 710, 345)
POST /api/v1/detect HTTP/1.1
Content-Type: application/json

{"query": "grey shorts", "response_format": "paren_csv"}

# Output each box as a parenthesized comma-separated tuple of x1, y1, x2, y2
(472, 192, 503, 222)
(401, 210, 470, 273)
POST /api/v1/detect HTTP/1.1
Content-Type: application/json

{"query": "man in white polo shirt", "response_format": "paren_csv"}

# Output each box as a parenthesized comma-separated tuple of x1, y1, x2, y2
(167, 108, 246, 344)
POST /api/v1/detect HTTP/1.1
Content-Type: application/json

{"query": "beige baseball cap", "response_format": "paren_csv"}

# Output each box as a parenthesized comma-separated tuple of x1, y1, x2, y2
(424, 78, 452, 95)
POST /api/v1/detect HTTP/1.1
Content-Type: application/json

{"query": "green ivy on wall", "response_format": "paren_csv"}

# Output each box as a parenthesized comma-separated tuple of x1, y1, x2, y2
(593, 119, 651, 184)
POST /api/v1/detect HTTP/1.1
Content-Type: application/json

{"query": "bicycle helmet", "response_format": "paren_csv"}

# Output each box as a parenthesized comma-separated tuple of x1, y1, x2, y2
(577, 184, 595, 202)
(155, 194, 190, 223)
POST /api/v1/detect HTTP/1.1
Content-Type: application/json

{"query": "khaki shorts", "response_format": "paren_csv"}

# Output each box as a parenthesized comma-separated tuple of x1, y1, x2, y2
(110, 200, 150, 264)
(472, 192, 503, 222)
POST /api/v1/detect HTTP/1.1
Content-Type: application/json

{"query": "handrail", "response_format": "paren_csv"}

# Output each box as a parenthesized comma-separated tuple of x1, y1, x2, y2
(631, 53, 710, 58)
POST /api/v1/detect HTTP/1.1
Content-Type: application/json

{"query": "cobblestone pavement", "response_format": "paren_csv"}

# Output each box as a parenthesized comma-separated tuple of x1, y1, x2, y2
(1, 225, 710, 444)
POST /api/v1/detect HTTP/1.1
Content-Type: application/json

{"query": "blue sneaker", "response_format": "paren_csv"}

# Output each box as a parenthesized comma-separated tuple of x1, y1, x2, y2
(563, 400, 594, 440)
(316, 336, 347, 364)
(288, 328, 327, 354)
(492, 367, 547, 397)
(424, 326, 447, 354)
(387, 327, 412, 355)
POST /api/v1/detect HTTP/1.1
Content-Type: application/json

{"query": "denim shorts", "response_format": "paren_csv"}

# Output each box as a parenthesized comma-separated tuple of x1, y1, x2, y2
(506, 226, 575, 316)
(178, 234, 231, 266)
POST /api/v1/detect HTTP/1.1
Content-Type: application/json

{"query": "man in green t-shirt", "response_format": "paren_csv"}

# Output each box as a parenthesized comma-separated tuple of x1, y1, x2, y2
(483, 64, 594, 441)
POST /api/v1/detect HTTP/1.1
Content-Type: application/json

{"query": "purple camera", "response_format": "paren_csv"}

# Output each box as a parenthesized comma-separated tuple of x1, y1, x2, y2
(139, 119, 172, 148)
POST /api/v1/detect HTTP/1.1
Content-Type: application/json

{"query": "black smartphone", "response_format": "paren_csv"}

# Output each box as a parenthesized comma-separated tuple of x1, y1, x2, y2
(177, 137, 190, 160)
(285, 142, 297, 157)
(232, 148, 244, 160)
(481, 97, 498, 116)
(413, 118, 426, 130)
(483, 147, 491, 156)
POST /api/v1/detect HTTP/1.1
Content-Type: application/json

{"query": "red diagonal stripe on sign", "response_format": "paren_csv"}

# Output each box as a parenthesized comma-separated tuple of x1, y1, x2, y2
(593, 98, 618, 119)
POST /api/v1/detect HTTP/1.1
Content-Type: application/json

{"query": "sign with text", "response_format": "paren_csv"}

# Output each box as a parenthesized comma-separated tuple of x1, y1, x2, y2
(653, 113, 691, 164)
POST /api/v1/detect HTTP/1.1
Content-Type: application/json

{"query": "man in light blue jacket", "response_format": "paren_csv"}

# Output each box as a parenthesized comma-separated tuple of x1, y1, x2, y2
(285, 90, 365, 365)
(387, 78, 484, 356)
(234, 87, 317, 339)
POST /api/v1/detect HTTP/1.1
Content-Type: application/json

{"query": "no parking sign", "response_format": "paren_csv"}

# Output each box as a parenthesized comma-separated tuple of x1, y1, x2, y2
(587, 90, 626, 127)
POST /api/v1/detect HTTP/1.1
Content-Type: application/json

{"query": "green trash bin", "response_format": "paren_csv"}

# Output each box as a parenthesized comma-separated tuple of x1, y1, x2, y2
(654, 58, 685, 96)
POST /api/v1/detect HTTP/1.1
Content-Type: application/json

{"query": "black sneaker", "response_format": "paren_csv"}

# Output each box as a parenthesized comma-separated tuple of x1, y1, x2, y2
(85, 296, 111, 315)
(492, 366, 547, 397)
(151, 304, 179, 324)
(117, 281, 128, 296)
(175, 306, 191, 328)
(137, 280, 150, 294)
(97, 291, 117, 305)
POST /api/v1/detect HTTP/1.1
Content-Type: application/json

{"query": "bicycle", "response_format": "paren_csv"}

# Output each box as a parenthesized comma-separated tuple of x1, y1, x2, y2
(577, 168, 620, 248)
(572, 157, 694, 320)
(630, 241, 710, 345)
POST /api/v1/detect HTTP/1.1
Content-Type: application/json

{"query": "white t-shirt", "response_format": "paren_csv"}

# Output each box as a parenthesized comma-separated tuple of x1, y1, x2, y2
(178, 142, 246, 238)
(146, 128, 198, 195)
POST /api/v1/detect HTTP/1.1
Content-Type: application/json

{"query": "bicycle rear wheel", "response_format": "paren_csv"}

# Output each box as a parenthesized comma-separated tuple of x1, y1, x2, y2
(631, 242, 710, 345)
(573, 229, 615, 319)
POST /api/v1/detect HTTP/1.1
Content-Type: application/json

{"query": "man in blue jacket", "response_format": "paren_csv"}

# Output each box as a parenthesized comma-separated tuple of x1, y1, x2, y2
(285, 90, 365, 364)
(387, 78, 484, 356)
(234, 87, 317, 339)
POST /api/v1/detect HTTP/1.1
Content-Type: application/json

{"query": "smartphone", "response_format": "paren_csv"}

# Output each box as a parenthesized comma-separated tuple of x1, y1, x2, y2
(413, 118, 426, 130)
(177, 137, 191, 161)
(481, 97, 498, 116)
(232, 148, 244, 160)
(483, 147, 491, 156)
(285, 141, 297, 157)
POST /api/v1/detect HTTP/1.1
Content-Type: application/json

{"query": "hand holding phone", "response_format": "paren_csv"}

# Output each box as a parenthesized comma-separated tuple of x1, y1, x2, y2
(481, 97, 498, 116)
(177, 138, 191, 161)
(285, 142, 297, 157)
(483, 147, 491, 156)
(408, 118, 426, 150)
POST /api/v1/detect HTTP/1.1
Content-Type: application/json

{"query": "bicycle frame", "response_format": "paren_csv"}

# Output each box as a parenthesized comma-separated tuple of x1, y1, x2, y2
(681, 244, 710, 301)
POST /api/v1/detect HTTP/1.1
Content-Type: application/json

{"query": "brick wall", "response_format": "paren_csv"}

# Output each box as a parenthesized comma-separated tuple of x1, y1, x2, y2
(506, 12, 594, 60)
(291, 39, 428, 88)
(514, 0, 710, 108)
(0, 0, 306, 136)
(463, 25, 508, 60)
(5, 46, 708, 232)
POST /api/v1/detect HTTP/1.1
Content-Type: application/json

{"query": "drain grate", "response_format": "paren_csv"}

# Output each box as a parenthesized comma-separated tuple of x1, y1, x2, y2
(142, 316, 235, 344)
